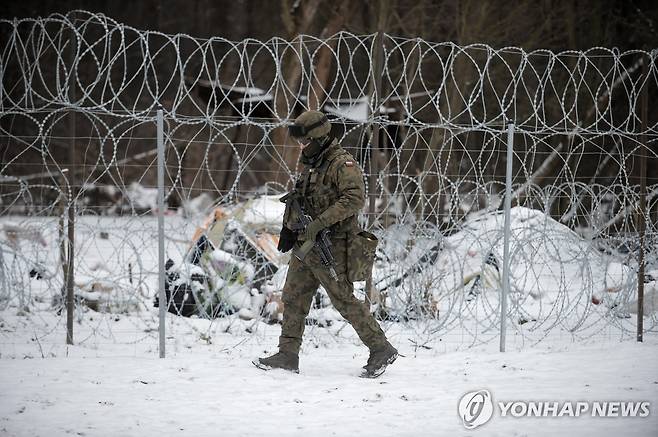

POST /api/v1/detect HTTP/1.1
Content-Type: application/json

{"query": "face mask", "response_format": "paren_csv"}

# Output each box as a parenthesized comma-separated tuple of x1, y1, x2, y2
(301, 137, 326, 160)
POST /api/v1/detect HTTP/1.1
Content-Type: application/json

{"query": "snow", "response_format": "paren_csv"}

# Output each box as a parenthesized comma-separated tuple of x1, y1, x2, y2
(236, 94, 272, 103)
(189, 78, 267, 98)
(181, 193, 215, 217)
(323, 96, 397, 122)
(172, 264, 207, 292)
(221, 283, 252, 309)
(324, 98, 370, 122)
(1, 206, 657, 435)
(620, 281, 658, 315)
(236, 195, 286, 231)
(374, 207, 643, 324)
(1, 205, 655, 344)
(124, 182, 159, 212)
(0, 317, 656, 436)
(209, 248, 256, 281)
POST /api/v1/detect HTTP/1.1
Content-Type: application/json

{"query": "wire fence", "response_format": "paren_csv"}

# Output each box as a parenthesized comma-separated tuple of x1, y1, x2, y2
(1, 11, 657, 357)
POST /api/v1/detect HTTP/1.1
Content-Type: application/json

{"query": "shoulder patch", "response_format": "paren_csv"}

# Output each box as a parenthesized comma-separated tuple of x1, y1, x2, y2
(344, 160, 354, 167)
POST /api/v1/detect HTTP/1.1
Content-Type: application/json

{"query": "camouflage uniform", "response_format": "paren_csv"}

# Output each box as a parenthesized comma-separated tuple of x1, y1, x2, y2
(278, 140, 389, 355)
(255, 111, 396, 376)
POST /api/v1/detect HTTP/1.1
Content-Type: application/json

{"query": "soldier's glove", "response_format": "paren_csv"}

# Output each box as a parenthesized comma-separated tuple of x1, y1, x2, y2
(277, 226, 297, 253)
(303, 219, 325, 242)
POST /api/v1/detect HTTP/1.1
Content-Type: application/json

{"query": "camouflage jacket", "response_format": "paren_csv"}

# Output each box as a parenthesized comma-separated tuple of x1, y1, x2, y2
(285, 140, 365, 236)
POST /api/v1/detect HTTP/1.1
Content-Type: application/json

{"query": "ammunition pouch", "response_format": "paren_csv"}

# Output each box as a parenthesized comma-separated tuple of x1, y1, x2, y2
(346, 230, 378, 282)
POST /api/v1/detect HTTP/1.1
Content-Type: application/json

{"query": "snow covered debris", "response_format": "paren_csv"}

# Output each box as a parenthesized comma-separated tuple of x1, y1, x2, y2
(237, 196, 286, 231)
(158, 194, 288, 320)
(619, 281, 658, 315)
(181, 192, 215, 217)
(74, 280, 142, 314)
(3, 223, 47, 249)
(374, 207, 638, 324)
(323, 96, 396, 122)
(124, 182, 159, 213)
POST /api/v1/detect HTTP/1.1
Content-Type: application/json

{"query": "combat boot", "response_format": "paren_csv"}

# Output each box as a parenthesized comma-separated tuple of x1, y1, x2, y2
(252, 351, 299, 373)
(360, 342, 398, 378)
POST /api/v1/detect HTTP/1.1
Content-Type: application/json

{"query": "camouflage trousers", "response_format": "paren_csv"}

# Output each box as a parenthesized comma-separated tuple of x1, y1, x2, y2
(278, 236, 388, 355)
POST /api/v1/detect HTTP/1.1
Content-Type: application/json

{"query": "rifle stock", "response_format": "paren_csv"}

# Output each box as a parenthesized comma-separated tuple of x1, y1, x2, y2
(294, 239, 315, 261)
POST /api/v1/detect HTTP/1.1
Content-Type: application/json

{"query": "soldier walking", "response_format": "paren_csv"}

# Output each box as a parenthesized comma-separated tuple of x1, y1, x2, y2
(253, 110, 398, 378)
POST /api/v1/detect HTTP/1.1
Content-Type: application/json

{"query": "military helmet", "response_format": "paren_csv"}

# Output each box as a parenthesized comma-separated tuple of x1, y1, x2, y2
(289, 110, 331, 141)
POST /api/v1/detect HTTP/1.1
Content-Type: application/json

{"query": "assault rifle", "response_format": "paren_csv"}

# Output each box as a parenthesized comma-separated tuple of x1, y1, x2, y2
(281, 191, 338, 281)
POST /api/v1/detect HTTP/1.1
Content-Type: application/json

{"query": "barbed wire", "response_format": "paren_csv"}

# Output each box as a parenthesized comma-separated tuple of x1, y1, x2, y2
(0, 11, 656, 355)
(1, 11, 656, 133)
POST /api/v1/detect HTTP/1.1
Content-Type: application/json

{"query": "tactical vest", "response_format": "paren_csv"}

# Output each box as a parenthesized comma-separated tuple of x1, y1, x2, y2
(288, 145, 361, 236)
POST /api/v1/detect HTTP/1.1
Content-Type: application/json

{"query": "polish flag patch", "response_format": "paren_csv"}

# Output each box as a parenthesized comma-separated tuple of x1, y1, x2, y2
(345, 161, 354, 167)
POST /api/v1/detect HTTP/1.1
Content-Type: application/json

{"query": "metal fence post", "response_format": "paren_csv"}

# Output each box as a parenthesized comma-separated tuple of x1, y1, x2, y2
(500, 122, 515, 352)
(365, 30, 385, 305)
(66, 184, 75, 345)
(157, 109, 166, 358)
(0, 239, 5, 302)
(637, 53, 649, 342)
(66, 18, 76, 346)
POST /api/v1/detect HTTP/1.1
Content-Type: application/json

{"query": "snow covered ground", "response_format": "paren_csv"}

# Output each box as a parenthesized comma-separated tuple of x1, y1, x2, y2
(0, 321, 656, 437)
(0, 308, 657, 437)
(1, 207, 657, 436)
